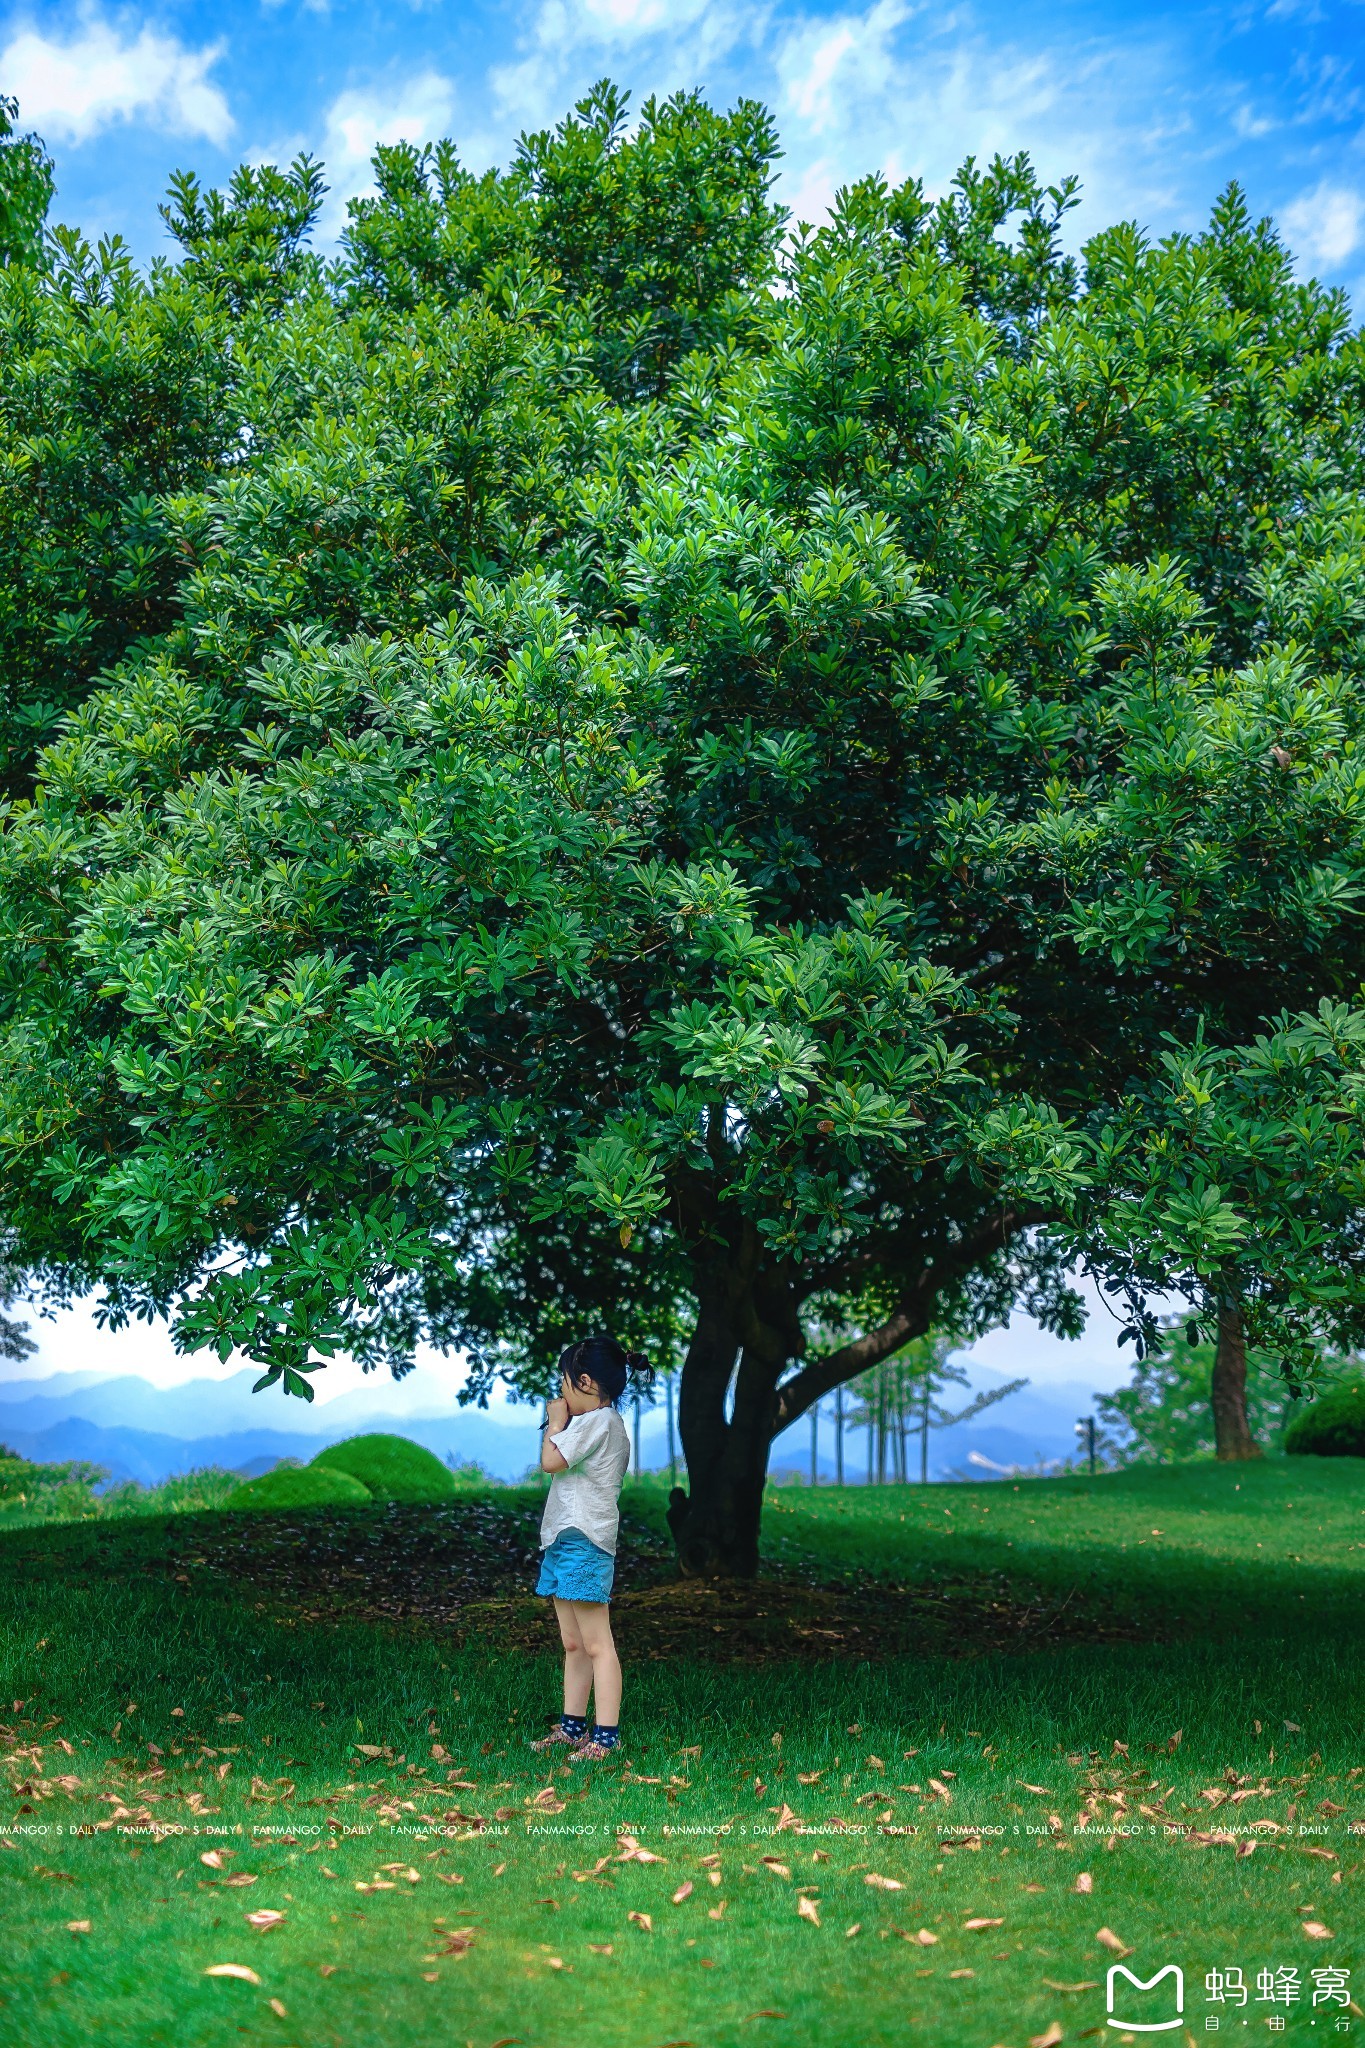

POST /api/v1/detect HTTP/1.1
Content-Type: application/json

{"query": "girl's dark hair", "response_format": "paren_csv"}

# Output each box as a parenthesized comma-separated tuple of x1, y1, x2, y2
(558, 1334, 654, 1411)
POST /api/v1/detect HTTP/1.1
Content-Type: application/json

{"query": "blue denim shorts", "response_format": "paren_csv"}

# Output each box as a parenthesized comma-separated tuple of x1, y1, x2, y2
(536, 1527, 615, 1603)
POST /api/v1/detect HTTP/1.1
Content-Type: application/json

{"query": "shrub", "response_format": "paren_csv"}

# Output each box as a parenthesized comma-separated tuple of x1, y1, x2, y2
(1283, 1378, 1365, 1460)
(311, 1434, 455, 1504)
(224, 1462, 372, 1510)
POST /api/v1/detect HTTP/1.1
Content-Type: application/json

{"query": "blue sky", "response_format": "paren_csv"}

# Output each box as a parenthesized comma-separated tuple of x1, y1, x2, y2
(2, 0, 1364, 301)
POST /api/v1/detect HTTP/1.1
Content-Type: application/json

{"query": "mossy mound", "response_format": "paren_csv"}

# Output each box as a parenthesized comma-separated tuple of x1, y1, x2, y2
(310, 1433, 455, 1504)
(224, 1462, 372, 1510)
(1284, 1377, 1365, 1459)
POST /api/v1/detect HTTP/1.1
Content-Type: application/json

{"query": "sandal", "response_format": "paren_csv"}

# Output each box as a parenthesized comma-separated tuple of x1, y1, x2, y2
(530, 1725, 580, 1750)
(569, 1739, 620, 1764)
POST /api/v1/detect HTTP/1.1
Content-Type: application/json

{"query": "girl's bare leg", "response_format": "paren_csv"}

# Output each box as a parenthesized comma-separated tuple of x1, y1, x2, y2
(570, 1601, 621, 1725)
(554, 1596, 594, 1717)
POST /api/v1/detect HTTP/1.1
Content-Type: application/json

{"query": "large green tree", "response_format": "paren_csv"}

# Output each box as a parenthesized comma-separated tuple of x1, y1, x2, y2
(2, 86, 1364, 1572)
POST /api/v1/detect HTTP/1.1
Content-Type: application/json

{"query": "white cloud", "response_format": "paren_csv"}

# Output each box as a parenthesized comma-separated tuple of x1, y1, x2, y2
(0, 11, 232, 146)
(489, 0, 749, 131)
(1281, 178, 1364, 269)
(307, 69, 457, 234)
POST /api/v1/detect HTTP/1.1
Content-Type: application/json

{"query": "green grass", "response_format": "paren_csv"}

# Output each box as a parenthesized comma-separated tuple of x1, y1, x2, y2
(1, 1459, 1362, 2048)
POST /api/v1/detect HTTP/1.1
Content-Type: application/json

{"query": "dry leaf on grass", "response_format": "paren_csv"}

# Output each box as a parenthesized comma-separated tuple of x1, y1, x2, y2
(268, 1998, 287, 2017)
(437, 1928, 476, 1957)
(1072, 1872, 1093, 1894)
(318, 1964, 337, 1977)
(1303, 1922, 1334, 1939)
(914, 1929, 939, 1946)
(672, 1882, 693, 1903)
(743, 2013, 788, 2022)
(65, 1920, 90, 1935)
(434, 1872, 465, 1885)
(204, 1964, 260, 1985)
(845, 1923, 861, 1938)
(628, 1911, 653, 1932)
(526, 1789, 566, 1814)
(864, 1873, 903, 1890)
(1097, 1927, 1133, 1956)
(1029, 2024, 1064, 2048)
(964, 1917, 1005, 1930)
(1043, 1979, 1100, 1993)
(616, 1835, 665, 1865)
(200, 1850, 230, 1869)
(588, 1943, 614, 1955)
(707, 1904, 726, 1920)
(246, 1910, 286, 1932)
(222, 1874, 258, 1889)
(761, 1858, 791, 1880)
(422, 1972, 438, 1983)
(949, 1968, 974, 1979)
(1020, 1784, 1052, 1796)
(545, 1957, 565, 1969)
(355, 1881, 396, 1893)
(797, 1897, 821, 1926)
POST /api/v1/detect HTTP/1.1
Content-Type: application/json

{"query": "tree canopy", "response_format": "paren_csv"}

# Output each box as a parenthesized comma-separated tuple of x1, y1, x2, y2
(1, 81, 1364, 1570)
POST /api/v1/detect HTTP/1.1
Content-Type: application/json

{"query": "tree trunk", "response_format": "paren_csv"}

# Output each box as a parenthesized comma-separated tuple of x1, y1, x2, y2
(1211, 1306, 1263, 1461)
(665, 1270, 795, 1578)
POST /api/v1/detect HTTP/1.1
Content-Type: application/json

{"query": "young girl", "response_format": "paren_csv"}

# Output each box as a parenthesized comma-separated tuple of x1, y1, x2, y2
(530, 1334, 653, 1762)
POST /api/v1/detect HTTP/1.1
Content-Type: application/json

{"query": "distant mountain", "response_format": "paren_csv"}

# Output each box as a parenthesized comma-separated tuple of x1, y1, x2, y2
(0, 1361, 1112, 1487)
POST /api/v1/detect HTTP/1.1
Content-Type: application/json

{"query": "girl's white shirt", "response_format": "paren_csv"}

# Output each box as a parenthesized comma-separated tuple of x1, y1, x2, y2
(539, 1405, 632, 1556)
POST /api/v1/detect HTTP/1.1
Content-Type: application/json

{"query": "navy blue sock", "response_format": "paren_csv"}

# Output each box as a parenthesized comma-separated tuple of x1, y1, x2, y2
(560, 1712, 588, 1739)
(590, 1722, 620, 1749)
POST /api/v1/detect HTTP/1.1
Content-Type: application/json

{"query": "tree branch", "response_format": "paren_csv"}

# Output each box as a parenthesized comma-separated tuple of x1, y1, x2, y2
(768, 1205, 1038, 1436)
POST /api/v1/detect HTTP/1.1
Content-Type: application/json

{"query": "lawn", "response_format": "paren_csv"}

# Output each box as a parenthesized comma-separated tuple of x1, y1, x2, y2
(1, 1459, 1361, 2048)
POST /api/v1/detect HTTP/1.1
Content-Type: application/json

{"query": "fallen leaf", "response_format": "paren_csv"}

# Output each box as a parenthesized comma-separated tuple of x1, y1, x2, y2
(1303, 1922, 1334, 1939)
(246, 1910, 286, 1932)
(743, 2013, 788, 2022)
(527, 1788, 566, 1814)
(217, 1714, 244, 1726)
(1097, 1927, 1133, 1956)
(797, 1771, 824, 1785)
(320, 1866, 340, 1880)
(707, 1904, 726, 1920)
(965, 1917, 1005, 1930)
(200, 1850, 230, 1870)
(545, 1956, 565, 1969)
(1044, 1979, 1101, 1993)
(434, 1872, 465, 1885)
(318, 1964, 337, 1976)
(672, 1882, 694, 1904)
(914, 1929, 939, 1946)
(1284, 1722, 1302, 1734)
(864, 1873, 903, 1891)
(204, 1964, 261, 1984)
(437, 1928, 476, 1957)
(355, 1881, 396, 1894)
(222, 1874, 258, 1889)
(845, 1923, 861, 1938)
(1030, 2025, 1064, 2048)
(798, 1896, 821, 1926)
(949, 1968, 975, 1979)
(422, 1972, 438, 1983)
(268, 1998, 287, 2017)
(628, 1911, 653, 1932)
(761, 1858, 791, 1880)
(588, 1943, 614, 1955)
(616, 1835, 665, 1865)
(65, 1920, 90, 1935)
(1072, 1872, 1093, 1894)
(1021, 1784, 1052, 1796)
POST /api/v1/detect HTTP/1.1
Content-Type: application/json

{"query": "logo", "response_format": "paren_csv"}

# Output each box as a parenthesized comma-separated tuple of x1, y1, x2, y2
(1107, 1964, 1185, 2033)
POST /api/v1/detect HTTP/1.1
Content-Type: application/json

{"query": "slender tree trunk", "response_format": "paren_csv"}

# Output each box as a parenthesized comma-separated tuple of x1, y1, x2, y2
(632, 1393, 642, 1474)
(666, 1373, 676, 1484)
(920, 1379, 929, 1484)
(835, 1383, 844, 1485)
(809, 1401, 818, 1487)
(1211, 1306, 1263, 1461)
